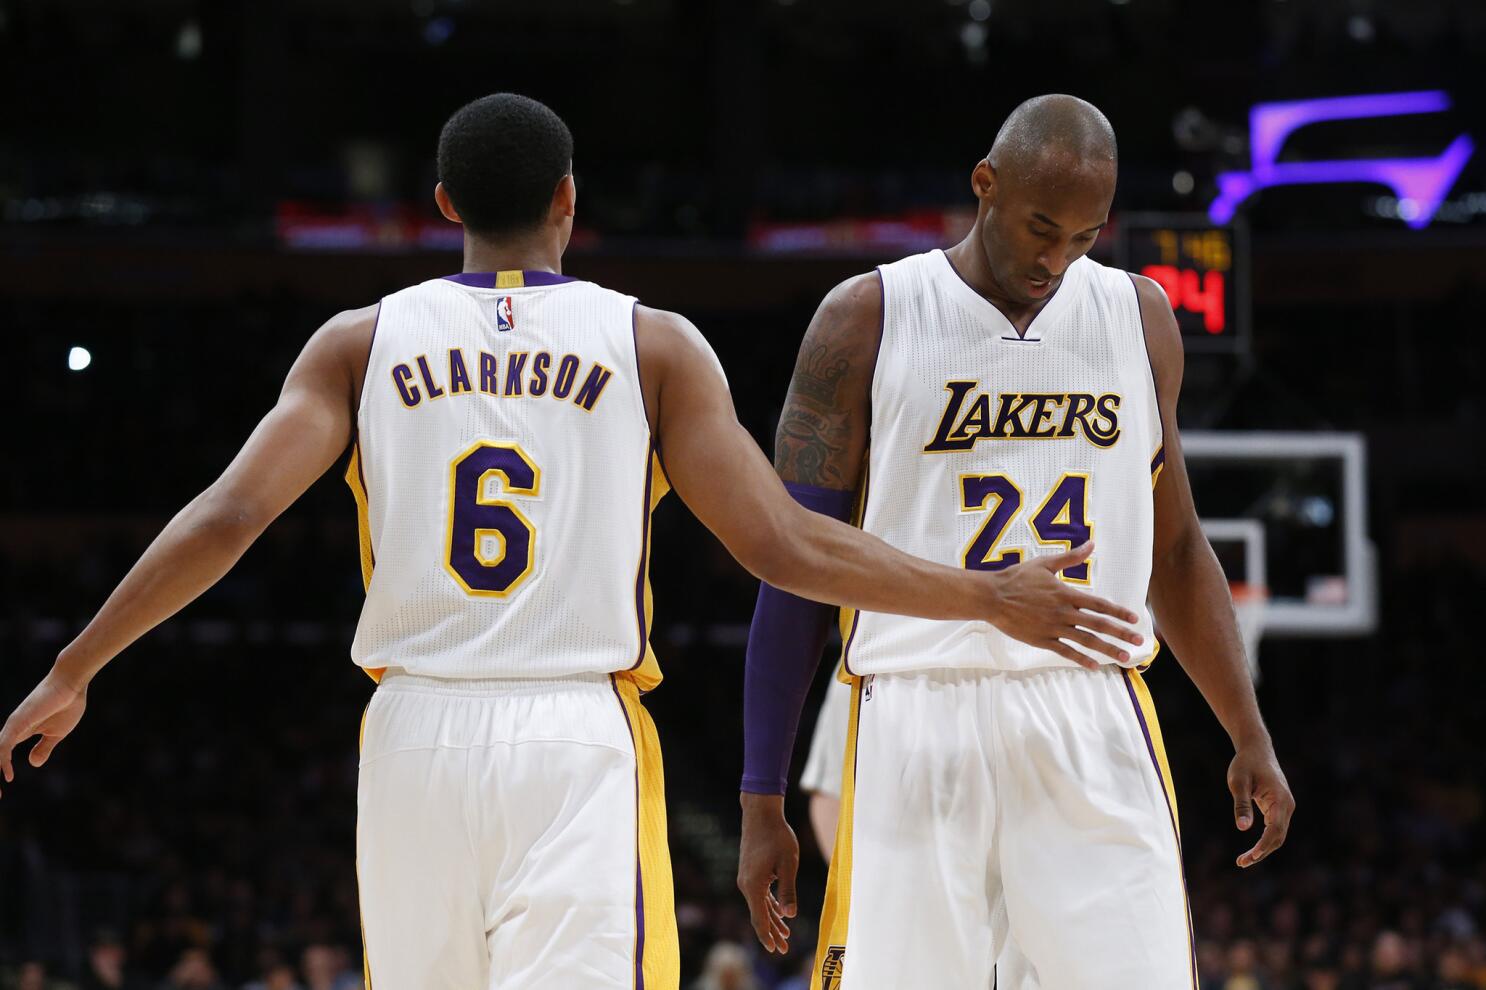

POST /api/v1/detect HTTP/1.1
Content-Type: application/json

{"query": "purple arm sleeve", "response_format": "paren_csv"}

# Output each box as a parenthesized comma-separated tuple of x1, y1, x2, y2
(740, 481, 858, 795)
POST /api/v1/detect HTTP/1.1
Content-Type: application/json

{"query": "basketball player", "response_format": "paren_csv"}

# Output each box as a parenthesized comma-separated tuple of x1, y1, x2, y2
(0, 95, 1145, 989)
(737, 95, 1296, 989)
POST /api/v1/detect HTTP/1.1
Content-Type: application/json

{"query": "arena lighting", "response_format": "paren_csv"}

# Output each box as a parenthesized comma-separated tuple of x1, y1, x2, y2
(67, 347, 92, 372)
(1209, 90, 1475, 229)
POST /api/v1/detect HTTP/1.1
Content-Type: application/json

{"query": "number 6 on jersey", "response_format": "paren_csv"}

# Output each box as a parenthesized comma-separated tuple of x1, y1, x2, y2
(445, 441, 541, 597)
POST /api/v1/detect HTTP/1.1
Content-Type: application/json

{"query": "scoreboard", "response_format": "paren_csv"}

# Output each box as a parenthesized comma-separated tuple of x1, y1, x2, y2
(1115, 214, 1250, 353)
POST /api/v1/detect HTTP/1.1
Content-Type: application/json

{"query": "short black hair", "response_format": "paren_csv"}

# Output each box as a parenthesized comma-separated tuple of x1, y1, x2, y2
(437, 93, 573, 238)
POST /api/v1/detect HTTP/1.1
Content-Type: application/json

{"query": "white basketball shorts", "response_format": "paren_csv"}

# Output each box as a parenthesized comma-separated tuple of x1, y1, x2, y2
(812, 665, 1196, 990)
(356, 669, 678, 989)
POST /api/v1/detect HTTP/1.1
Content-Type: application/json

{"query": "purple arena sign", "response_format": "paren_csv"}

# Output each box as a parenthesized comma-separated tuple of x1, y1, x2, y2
(1209, 90, 1475, 230)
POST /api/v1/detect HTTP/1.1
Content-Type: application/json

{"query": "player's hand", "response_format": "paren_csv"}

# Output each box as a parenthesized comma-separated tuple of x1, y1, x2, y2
(0, 668, 89, 798)
(1229, 740, 1294, 868)
(985, 542, 1145, 669)
(737, 793, 800, 954)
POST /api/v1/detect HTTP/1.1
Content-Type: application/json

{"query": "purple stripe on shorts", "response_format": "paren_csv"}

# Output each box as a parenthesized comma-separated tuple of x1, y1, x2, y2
(1120, 670, 1200, 989)
(609, 676, 646, 990)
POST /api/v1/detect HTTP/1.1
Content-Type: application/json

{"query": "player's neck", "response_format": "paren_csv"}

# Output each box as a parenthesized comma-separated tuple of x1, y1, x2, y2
(945, 233, 1049, 332)
(461, 232, 564, 276)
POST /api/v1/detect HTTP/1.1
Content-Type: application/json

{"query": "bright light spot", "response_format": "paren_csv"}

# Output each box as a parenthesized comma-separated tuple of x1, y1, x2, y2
(176, 20, 202, 59)
(968, 0, 991, 21)
(1346, 15, 1374, 41)
(960, 21, 988, 48)
(1397, 198, 1420, 221)
(1172, 170, 1195, 195)
(1300, 496, 1335, 528)
(68, 347, 92, 372)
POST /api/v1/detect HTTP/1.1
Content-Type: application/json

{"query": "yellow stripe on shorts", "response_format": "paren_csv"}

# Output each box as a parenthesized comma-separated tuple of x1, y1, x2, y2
(612, 673, 679, 989)
(811, 675, 864, 990)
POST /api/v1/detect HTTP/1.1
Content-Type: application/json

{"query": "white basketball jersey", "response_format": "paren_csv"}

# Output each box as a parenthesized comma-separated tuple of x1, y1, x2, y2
(346, 271, 668, 688)
(842, 249, 1162, 675)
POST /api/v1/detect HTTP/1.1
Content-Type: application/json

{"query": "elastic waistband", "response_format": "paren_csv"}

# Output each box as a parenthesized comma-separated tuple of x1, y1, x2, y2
(374, 668, 614, 697)
(867, 662, 1126, 682)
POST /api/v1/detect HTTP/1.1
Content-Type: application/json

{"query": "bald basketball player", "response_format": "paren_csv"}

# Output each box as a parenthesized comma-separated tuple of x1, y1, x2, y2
(0, 94, 1146, 989)
(737, 95, 1295, 989)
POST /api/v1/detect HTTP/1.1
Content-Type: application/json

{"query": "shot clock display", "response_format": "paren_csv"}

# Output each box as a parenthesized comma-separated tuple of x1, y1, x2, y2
(1116, 215, 1250, 353)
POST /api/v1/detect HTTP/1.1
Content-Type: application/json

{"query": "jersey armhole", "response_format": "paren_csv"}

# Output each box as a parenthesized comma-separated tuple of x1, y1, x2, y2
(1127, 273, 1166, 458)
(353, 300, 385, 432)
(866, 267, 887, 437)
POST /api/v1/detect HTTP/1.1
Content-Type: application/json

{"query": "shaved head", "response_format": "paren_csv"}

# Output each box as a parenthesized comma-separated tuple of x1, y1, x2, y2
(988, 94, 1117, 184)
(957, 94, 1119, 310)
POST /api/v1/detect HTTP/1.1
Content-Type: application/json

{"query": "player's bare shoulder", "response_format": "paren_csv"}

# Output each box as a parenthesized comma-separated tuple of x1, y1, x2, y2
(792, 273, 882, 408)
(632, 304, 713, 363)
(292, 303, 381, 412)
(322, 302, 381, 367)
(775, 272, 882, 489)
(630, 303, 728, 430)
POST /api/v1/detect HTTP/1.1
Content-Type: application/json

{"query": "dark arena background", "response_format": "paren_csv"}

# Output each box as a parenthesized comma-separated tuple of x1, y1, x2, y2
(3, 1, 1486, 988)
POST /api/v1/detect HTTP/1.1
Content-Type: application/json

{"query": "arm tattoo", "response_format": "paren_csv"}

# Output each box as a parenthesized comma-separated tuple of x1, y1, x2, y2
(792, 344, 849, 404)
(775, 404, 850, 488)
(771, 273, 878, 490)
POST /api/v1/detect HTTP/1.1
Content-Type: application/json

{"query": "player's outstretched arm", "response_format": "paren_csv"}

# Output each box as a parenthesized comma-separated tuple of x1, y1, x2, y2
(634, 302, 1142, 634)
(1137, 275, 1295, 868)
(0, 306, 375, 796)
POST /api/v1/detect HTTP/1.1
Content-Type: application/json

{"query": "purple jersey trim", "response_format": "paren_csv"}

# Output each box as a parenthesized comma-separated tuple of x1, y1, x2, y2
(837, 464, 872, 677)
(442, 270, 578, 288)
(1129, 272, 1167, 454)
(628, 445, 658, 672)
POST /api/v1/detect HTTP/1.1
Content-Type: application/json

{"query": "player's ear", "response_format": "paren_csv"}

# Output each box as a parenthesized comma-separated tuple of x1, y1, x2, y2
(553, 172, 577, 222)
(971, 159, 997, 207)
(434, 182, 463, 225)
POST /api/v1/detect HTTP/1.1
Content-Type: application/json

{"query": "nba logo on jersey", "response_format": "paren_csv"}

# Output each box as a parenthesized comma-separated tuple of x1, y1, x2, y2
(496, 296, 515, 332)
(819, 946, 845, 989)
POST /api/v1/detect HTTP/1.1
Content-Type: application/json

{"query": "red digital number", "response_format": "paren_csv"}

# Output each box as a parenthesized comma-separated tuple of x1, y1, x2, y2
(1141, 264, 1226, 335)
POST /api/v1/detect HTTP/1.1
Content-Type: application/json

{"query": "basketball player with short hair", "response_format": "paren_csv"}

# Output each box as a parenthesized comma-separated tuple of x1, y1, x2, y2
(737, 95, 1296, 989)
(0, 94, 1145, 989)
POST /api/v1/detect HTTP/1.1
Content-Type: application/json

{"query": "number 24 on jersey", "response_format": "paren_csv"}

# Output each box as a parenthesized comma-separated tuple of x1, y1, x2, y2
(960, 473, 1092, 582)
